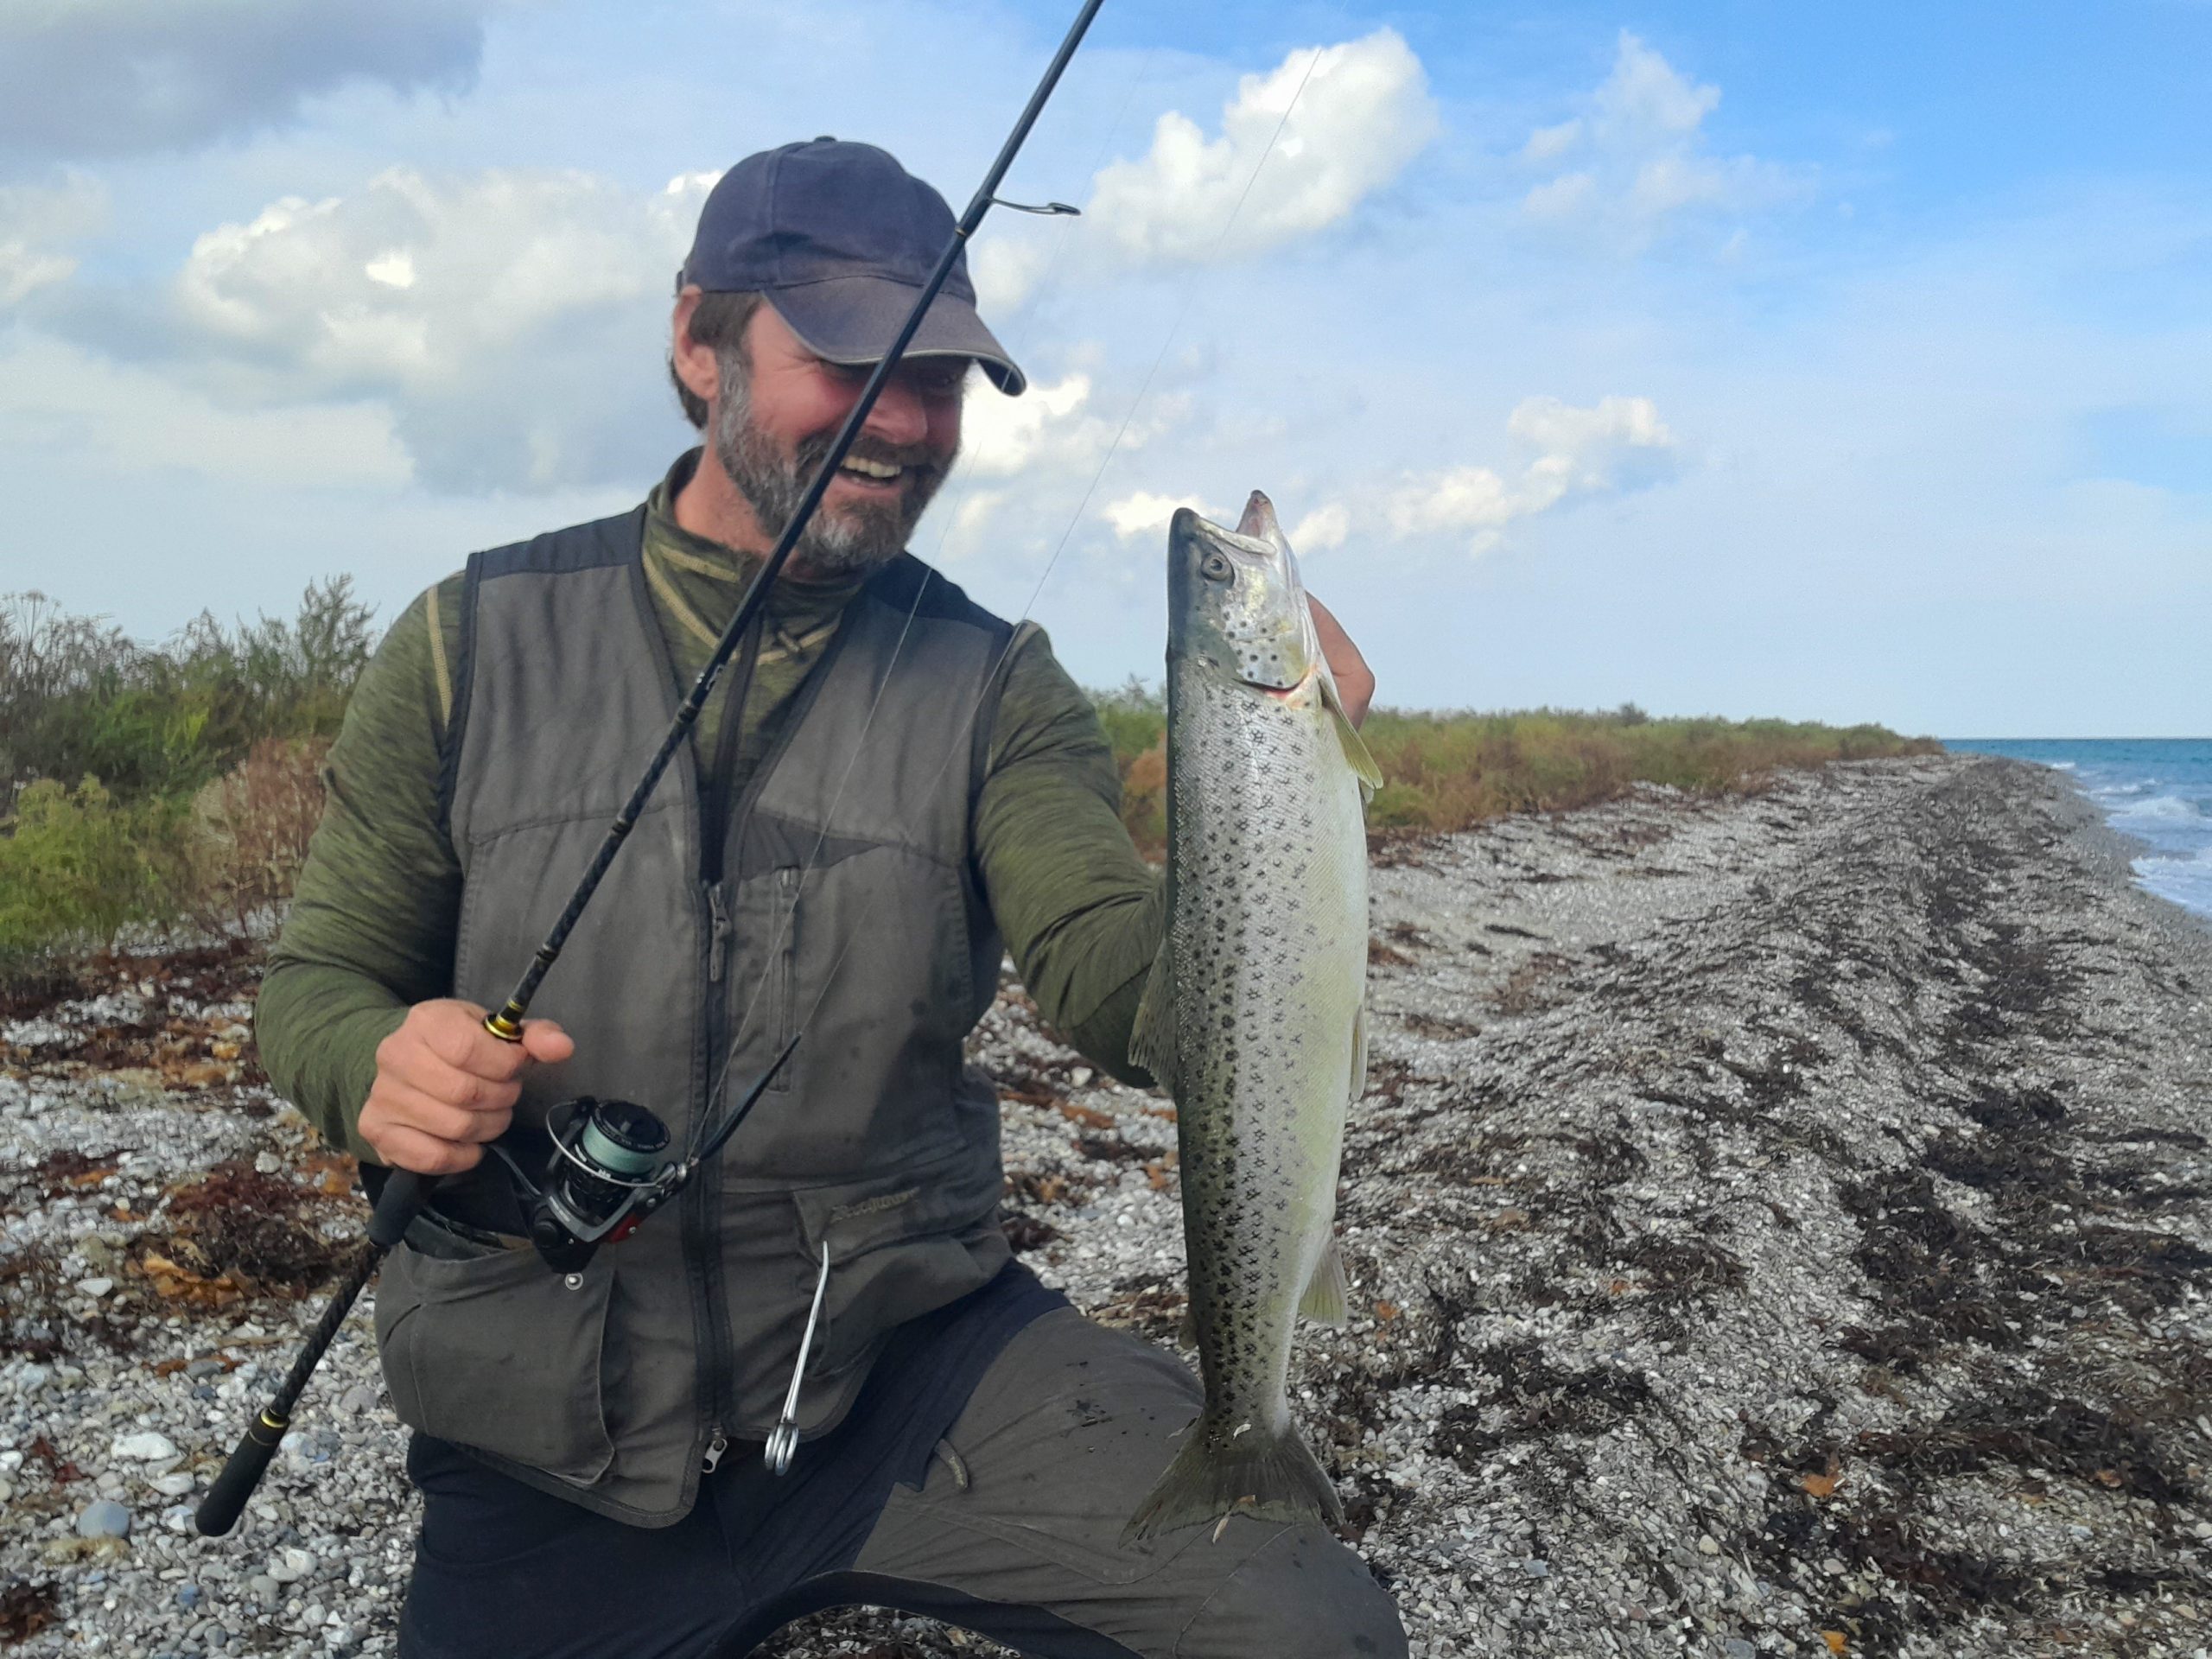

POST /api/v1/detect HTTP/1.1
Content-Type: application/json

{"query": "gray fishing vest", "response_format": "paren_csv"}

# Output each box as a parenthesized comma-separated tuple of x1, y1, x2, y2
(371, 506, 1020, 1524)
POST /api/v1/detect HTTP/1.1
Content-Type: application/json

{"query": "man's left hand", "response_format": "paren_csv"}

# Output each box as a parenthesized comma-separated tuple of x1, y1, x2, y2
(1306, 594, 1374, 728)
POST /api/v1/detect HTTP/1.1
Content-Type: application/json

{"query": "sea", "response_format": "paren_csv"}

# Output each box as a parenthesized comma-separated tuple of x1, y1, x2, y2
(1944, 739, 2212, 923)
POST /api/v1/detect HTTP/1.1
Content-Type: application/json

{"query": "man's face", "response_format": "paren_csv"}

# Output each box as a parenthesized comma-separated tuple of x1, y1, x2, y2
(711, 303, 965, 578)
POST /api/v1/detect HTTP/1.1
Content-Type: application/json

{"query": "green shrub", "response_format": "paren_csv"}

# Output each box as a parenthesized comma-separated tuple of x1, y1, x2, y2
(1088, 686, 1941, 855)
(0, 776, 194, 977)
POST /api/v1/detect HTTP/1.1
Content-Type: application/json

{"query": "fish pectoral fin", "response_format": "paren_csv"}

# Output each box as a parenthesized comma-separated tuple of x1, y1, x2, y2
(1318, 670, 1383, 798)
(1299, 1237, 1351, 1325)
(1349, 1006, 1369, 1105)
(1128, 941, 1178, 1088)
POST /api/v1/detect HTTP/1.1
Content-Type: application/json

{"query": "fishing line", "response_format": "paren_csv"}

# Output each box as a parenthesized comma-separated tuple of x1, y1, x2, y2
(686, 45, 1163, 1152)
(695, 41, 1330, 1141)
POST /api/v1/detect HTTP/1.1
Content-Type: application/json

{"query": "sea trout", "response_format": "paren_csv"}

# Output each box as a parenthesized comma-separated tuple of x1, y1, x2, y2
(1125, 490, 1380, 1542)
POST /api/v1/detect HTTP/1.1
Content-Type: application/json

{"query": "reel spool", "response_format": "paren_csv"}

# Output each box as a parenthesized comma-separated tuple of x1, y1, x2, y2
(529, 1097, 677, 1274)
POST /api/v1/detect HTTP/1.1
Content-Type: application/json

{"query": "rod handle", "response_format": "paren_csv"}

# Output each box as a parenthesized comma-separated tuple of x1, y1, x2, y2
(194, 1410, 288, 1537)
(367, 1169, 430, 1250)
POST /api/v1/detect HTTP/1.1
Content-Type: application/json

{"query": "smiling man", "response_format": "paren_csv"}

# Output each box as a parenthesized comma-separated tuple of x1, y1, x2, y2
(257, 138, 1400, 1659)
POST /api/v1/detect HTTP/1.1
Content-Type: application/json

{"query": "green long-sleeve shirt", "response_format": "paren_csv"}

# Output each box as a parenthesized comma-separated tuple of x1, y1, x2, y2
(258, 452, 1162, 1160)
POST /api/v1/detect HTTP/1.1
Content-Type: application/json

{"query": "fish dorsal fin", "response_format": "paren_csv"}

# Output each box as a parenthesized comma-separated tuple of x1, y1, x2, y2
(1299, 1237, 1350, 1325)
(1128, 939, 1178, 1091)
(1316, 664, 1382, 798)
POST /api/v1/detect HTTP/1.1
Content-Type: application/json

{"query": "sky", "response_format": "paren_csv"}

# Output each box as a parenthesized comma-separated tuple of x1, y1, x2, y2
(1, 0, 2207, 737)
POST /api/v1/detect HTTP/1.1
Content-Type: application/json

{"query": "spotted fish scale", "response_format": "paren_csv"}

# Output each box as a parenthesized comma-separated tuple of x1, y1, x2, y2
(1124, 491, 1378, 1542)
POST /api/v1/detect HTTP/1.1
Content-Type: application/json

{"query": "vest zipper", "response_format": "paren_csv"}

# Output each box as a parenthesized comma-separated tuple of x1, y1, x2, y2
(707, 882, 731, 983)
(701, 1428, 728, 1474)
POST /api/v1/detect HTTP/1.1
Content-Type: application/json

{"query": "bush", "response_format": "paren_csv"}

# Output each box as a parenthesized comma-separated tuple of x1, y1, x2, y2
(0, 580, 372, 804)
(1088, 686, 1941, 855)
(0, 777, 194, 977)
(188, 737, 333, 937)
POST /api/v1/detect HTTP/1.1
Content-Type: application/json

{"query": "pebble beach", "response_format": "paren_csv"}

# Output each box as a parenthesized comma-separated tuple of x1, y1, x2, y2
(3, 753, 2208, 1657)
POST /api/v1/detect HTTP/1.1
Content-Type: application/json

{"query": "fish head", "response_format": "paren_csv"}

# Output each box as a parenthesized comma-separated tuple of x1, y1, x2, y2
(1167, 490, 1318, 692)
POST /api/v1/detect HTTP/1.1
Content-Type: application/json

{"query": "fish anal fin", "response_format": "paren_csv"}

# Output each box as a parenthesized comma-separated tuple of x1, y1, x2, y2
(1299, 1237, 1350, 1326)
(1128, 942, 1178, 1089)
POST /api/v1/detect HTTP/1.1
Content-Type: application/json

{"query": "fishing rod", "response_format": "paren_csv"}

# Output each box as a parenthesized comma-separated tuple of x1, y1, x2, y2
(195, 0, 1109, 1540)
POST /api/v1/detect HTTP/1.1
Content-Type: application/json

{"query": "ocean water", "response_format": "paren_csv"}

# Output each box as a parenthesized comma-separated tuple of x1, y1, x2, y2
(1945, 739, 2212, 922)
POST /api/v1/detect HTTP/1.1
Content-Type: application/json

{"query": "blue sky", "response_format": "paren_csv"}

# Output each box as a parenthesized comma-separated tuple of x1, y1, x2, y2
(2, 0, 2206, 736)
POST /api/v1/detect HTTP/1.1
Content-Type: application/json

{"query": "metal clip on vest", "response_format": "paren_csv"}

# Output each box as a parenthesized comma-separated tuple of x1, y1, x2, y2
(766, 1243, 835, 1475)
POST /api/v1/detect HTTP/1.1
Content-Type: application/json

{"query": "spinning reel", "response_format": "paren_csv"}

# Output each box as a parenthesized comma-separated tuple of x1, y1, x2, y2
(490, 1035, 800, 1276)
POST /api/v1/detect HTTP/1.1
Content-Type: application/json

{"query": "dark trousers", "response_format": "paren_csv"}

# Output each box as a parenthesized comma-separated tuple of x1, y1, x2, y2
(397, 1307, 1405, 1658)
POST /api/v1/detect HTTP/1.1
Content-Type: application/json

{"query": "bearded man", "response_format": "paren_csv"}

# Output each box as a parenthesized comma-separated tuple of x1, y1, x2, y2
(258, 138, 1403, 1659)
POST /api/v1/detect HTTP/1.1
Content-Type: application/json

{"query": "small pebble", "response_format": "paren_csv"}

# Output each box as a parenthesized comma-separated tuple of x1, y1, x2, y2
(76, 1498, 132, 1538)
(115, 1429, 181, 1461)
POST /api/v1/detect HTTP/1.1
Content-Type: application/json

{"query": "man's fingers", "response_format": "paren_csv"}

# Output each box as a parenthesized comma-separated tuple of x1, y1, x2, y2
(1305, 593, 1375, 728)
(372, 1079, 514, 1147)
(366, 1122, 488, 1177)
(418, 1001, 532, 1081)
(381, 1044, 521, 1113)
(520, 1019, 575, 1065)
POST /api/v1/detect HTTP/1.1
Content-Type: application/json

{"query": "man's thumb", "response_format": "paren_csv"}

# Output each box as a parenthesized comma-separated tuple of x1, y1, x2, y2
(520, 1020, 575, 1064)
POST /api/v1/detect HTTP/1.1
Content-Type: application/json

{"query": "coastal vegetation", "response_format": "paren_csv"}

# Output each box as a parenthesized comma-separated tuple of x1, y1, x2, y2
(1098, 681, 1941, 854)
(0, 590, 1938, 985)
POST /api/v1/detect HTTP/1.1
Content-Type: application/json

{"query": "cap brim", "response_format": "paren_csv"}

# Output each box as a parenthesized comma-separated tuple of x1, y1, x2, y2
(766, 276, 1026, 397)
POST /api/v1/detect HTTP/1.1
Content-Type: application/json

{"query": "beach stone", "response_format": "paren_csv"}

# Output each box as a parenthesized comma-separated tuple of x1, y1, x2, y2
(76, 1497, 132, 1538)
(176, 1583, 203, 1610)
(115, 1429, 181, 1461)
(151, 1471, 197, 1497)
(186, 1358, 226, 1381)
(79, 1274, 115, 1297)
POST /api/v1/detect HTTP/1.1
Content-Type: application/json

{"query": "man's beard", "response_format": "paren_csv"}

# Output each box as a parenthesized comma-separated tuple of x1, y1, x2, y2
(711, 349, 955, 580)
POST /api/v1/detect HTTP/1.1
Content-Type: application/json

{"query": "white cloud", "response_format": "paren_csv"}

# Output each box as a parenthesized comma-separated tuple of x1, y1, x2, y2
(988, 30, 1439, 305)
(0, 0, 493, 164)
(1391, 394, 1677, 551)
(116, 164, 715, 491)
(1518, 32, 1808, 251)
(1289, 500, 1351, 552)
(959, 368, 1184, 484)
(0, 333, 410, 489)
(0, 174, 105, 306)
(1104, 491, 1217, 541)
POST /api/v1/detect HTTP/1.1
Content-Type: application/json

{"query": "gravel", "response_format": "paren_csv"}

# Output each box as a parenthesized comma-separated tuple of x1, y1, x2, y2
(3, 754, 2208, 1657)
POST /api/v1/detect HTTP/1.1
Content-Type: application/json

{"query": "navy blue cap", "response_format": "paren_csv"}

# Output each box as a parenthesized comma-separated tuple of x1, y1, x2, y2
(681, 138, 1025, 396)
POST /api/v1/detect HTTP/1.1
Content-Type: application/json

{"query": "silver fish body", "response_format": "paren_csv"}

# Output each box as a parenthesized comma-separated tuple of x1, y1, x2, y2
(1125, 490, 1378, 1541)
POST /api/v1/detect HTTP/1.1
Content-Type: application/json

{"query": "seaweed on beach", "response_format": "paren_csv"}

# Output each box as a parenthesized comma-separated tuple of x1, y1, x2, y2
(128, 1160, 359, 1304)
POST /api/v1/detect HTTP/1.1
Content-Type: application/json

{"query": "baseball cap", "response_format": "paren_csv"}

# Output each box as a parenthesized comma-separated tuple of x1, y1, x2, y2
(680, 137, 1026, 396)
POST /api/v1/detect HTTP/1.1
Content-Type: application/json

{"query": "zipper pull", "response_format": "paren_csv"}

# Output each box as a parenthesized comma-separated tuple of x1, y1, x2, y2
(702, 1429, 728, 1474)
(707, 883, 731, 983)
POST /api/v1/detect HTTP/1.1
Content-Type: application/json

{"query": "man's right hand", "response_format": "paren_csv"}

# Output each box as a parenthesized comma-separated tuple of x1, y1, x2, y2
(359, 999, 576, 1174)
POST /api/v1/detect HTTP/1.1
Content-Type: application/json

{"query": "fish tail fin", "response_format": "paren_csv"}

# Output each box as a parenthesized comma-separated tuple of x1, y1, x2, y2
(1122, 1418, 1344, 1544)
(1298, 1237, 1349, 1325)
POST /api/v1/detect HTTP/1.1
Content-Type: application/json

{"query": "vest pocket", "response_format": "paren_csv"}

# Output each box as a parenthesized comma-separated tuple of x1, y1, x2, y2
(375, 1239, 619, 1487)
(790, 1154, 1008, 1381)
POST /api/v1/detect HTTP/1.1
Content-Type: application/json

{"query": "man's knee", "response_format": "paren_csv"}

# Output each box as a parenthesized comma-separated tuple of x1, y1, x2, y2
(1177, 1523, 1408, 1659)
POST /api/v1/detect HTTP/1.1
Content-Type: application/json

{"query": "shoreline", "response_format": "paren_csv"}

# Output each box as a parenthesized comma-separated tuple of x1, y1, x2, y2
(3, 755, 2208, 1657)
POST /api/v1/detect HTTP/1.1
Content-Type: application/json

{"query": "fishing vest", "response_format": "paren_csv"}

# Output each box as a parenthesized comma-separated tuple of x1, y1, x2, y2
(371, 505, 1020, 1524)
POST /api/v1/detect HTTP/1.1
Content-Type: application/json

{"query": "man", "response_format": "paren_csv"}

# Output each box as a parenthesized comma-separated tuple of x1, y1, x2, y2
(259, 138, 1403, 1659)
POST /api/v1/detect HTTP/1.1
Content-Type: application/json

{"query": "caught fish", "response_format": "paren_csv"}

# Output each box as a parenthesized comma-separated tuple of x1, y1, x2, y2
(1125, 490, 1380, 1542)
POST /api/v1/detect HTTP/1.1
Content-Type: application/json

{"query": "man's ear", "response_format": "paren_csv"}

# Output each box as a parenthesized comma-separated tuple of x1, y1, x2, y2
(671, 287, 720, 407)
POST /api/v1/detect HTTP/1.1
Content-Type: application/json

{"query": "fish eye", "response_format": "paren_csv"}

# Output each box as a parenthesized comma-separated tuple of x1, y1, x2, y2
(1200, 552, 1234, 582)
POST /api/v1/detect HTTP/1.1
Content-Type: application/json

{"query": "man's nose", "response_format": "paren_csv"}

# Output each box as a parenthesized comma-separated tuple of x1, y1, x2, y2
(862, 374, 929, 446)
